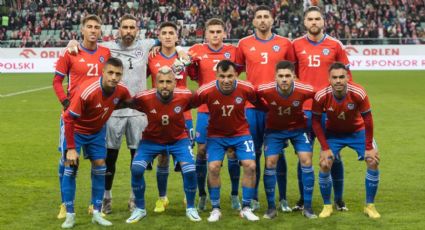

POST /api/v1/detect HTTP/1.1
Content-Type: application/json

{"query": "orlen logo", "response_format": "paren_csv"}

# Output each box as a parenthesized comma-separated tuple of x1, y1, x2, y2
(19, 49, 37, 58)
(345, 46, 358, 56)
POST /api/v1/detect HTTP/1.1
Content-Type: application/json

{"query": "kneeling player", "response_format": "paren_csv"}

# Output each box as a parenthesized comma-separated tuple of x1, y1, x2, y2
(60, 58, 130, 228)
(257, 61, 316, 219)
(192, 60, 259, 222)
(313, 62, 380, 219)
(126, 66, 200, 223)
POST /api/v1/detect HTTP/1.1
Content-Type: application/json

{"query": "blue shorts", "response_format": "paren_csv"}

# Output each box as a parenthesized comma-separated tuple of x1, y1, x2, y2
(195, 112, 209, 144)
(304, 110, 326, 142)
(245, 108, 266, 153)
(264, 129, 313, 157)
(206, 135, 256, 162)
(326, 130, 369, 161)
(134, 138, 194, 164)
(185, 119, 194, 145)
(59, 125, 107, 161)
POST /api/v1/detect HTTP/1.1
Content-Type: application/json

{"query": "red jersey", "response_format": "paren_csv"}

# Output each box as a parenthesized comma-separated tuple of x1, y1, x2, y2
(257, 81, 315, 131)
(312, 82, 371, 133)
(292, 34, 350, 110)
(236, 34, 295, 87)
(148, 51, 188, 88)
(188, 43, 237, 113)
(133, 88, 192, 144)
(64, 77, 131, 148)
(148, 51, 191, 120)
(55, 44, 111, 101)
(192, 80, 256, 137)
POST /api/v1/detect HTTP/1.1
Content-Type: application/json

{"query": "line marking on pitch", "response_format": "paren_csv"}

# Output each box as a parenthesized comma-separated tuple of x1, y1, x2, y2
(0, 85, 53, 98)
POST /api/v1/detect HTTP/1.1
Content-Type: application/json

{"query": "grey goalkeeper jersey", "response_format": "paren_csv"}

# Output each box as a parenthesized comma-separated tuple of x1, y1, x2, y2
(102, 39, 157, 117)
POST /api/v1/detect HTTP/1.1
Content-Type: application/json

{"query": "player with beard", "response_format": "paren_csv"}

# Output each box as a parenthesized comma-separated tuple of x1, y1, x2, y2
(292, 6, 351, 212)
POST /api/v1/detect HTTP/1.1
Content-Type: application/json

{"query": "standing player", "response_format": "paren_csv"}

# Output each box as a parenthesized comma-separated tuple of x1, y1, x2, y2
(292, 6, 351, 211)
(146, 21, 193, 213)
(66, 15, 190, 213)
(53, 14, 110, 219)
(187, 18, 241, 211)
(126, 66, 200, 223)
(60, 58, 130, 228)
(100, 14, 155, 214)
(235, 5, 295, 211)
(192, 60, 259, 222)
(257, 61, 316, 219)
(312, 62, 380, 219)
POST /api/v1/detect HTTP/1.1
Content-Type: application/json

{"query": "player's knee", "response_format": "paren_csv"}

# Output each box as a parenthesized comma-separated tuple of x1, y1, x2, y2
(208, 162, 221, 176)
(243, 161, 256, 175)
(92, 159, 106, 167)
(265, 157, 278, 169)
(319, 160, 332, 172)
(131, 161, 147, 177)
(365, 157, 378, 169)
(299, 155, 312, 167)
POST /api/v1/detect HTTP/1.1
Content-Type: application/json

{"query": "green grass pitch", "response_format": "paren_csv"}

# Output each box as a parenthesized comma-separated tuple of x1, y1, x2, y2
(0, 71, 424, 229)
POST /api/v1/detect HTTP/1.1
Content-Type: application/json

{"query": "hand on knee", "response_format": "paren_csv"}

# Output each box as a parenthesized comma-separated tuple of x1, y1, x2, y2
(365, 157, 378, 170)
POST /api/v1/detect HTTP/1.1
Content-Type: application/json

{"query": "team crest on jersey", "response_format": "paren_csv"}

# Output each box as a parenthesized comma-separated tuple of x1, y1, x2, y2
(347, 103, 355, 110)
(292, 100, 300, 107)
(135, 49, 143, 58)
(322, 48, 330, 56)
(113, 98, 119, 105)
(174, 106, 182, 113)
(99, 56, 105, 63)
(224, 52, 231, 59)
(235, 97, 243, 104)
(272, 45, 280, 52)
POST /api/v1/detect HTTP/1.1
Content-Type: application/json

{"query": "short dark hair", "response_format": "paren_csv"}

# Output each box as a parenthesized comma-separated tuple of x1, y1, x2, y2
(254, 5, 273, 17)
(205, 18, 225, 29)
(303, 6, 324, 18)
(119, 14, 138, 25)
(216, 60, 237, 73)
(159, 22, 178, 32)
(275, 60, 295, 72)
(81, 14, 102, 26)
(105, 57, 123, 69)
(328, 62, 348, 73)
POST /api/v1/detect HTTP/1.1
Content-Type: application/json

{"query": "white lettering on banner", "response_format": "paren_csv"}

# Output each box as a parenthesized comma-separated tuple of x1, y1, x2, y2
(348, 56, 425, 70)
(0, 59, 56, 73)
(0, 48, 65, 59)
(345, 45, 425, 56)
(0, 62, 34, 70)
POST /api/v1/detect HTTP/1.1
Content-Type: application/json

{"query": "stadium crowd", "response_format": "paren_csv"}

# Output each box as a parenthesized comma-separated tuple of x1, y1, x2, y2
(0, 0, 425, 47)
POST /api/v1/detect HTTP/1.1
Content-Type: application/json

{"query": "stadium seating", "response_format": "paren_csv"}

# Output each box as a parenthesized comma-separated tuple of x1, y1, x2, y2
(0, 0, 424, 47)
